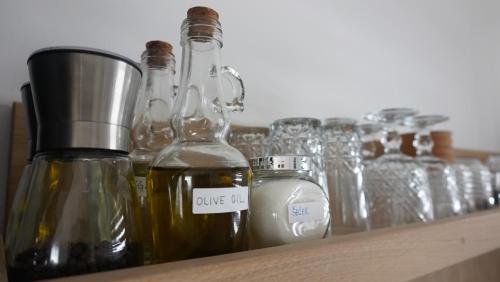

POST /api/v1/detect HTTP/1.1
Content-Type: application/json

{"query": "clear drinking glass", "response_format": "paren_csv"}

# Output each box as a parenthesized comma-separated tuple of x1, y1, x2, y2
(227, 126, 269, 160)
(267, 118, 327, 194)
(363, 108, 433, 228)
(404, 115, 462, 218)
(323, 118, 370, 234)
(486, 155, 500, 205)
(456, 157, 495, 210)
(147, 7, 249, 263)
(452, 162, 475, 212)
(358, 123, 383, 165)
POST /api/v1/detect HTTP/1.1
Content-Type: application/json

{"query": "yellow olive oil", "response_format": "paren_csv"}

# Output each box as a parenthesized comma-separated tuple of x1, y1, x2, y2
(147, 167, 250, 263)
(132, 159, 153, 264)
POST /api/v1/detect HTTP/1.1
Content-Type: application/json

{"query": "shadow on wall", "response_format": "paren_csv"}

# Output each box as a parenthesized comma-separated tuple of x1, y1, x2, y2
(0, 104, 12, 232)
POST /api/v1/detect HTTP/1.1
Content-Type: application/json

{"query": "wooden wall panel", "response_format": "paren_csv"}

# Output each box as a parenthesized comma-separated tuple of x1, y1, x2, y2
(4, 102, 27, 232)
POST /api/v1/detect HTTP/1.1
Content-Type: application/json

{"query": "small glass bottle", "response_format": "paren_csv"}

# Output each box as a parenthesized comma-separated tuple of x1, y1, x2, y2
(147, 6, 248, 263)
(249, 156, 330, 249)
(131, 40, 176, 191)
(130, 40, 176, 263)
(323, 118, 370, 235)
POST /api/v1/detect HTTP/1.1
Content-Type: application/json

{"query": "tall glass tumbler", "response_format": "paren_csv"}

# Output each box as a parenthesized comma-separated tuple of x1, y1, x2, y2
(323, 118, 370, 234)
(228, 126, 269, 160)
(486, 155, 500, 205)
(267, 118, 327, 194)
(452, 162, 475, 212)
(456, 157, 494, 210)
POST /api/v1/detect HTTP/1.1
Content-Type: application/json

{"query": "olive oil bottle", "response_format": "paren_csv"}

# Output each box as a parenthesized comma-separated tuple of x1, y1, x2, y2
(148, 167, 250, 261)
(147, 6, 250, 263)
(130, 40, 176, 264)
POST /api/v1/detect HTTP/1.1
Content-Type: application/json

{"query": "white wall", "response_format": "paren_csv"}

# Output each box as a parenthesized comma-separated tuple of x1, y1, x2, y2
(1, 0, 500, 226)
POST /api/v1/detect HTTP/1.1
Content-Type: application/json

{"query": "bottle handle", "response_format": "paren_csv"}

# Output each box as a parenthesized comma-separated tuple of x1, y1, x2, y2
(221, 66, 245, 112)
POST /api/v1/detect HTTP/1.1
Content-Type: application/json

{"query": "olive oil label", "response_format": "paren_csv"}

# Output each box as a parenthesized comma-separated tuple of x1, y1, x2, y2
(135, 177, 147, 198)
(288, 202, 324, 224)
(192, 186, 249, 214)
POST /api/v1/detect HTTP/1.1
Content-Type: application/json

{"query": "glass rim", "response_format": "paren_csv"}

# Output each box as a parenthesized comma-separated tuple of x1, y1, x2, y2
(404, 114, 449, 128)
(323, 117, 357, 126)
(270, 117, 321, 128)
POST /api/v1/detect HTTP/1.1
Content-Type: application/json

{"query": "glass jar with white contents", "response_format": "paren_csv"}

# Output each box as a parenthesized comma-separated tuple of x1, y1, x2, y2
(249, 156, 330, 249)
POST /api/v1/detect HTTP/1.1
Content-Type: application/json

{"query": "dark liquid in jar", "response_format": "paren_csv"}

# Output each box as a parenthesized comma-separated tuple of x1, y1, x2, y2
(7, 242, 142, 282)
(147, 167, 250, 263)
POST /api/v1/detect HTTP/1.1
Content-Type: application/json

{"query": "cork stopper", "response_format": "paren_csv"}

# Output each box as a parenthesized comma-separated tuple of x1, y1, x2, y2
(186, 6, 220, 39)
(146, 40, 172, 55)
(144, 40, 173, 67)
(187, 6, 219, 21)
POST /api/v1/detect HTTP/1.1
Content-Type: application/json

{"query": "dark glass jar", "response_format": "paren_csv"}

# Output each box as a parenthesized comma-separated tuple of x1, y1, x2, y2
(6, 150, 143, 281)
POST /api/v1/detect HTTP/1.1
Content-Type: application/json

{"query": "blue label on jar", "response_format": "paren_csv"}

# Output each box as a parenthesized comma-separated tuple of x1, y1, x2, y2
(288, 202, 324, 223)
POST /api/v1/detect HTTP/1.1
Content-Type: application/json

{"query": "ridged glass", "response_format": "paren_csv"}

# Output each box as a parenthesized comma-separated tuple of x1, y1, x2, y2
(227, 126, 269, 160)
(456, 157, 494, 210)
(363, 109, 433, 228)
(267, 118, 328, 194)
(404, 115, 462, 218)
(323, 118, 370, 235)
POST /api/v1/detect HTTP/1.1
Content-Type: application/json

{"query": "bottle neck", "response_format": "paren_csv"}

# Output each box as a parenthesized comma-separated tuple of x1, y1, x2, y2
(137, 54, 176, 122)
(413, 128, 433, 156)
(381, 126, 402, 155)
(172, 38, 229, 142)
(131, 55, 176, 153)
(143, 66, 175, 101)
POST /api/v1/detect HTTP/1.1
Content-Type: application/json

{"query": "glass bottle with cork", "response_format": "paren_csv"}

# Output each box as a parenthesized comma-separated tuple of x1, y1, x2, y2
(130, 40, 176, 263)
(131, 40, 176, 183)
(147, 6, 248, 263)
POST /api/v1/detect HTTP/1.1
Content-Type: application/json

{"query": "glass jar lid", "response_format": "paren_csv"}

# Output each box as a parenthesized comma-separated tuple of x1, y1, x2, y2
(251, 155, 311, 171)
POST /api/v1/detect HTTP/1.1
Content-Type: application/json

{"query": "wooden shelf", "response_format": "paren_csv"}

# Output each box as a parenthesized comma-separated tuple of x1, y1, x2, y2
(5, 103, 500, 281)
(40, 209, 500, 282)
